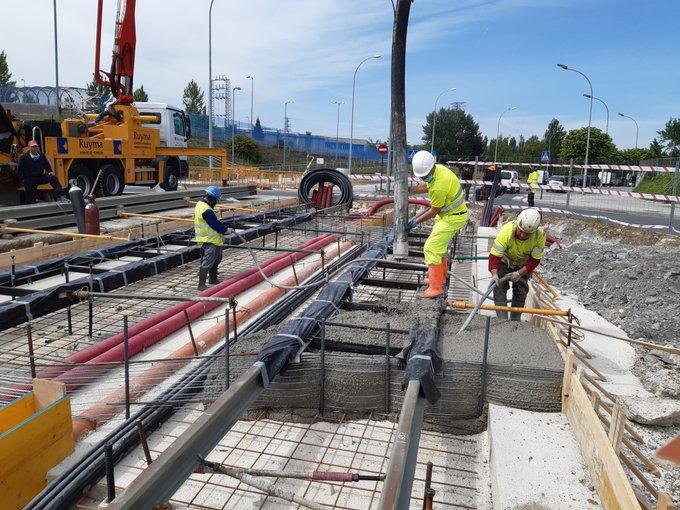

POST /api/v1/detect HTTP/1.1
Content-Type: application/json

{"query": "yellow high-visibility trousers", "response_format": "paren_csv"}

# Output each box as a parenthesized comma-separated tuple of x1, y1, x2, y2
(423, 212, 468, 265)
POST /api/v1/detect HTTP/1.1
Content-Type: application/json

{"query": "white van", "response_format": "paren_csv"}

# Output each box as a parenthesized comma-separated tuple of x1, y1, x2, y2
(500, 170, 520, 193)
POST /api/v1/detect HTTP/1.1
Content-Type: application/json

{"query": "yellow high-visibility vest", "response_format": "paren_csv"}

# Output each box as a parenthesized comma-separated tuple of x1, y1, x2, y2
(194, 200, 223, 246)
(490, 220, 546, 268)
(527, 170, 540, 194)
(426, 164, 467, 217)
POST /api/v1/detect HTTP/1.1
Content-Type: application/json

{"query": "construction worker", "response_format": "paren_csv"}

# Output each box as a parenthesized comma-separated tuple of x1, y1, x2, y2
(407, 151, 468, 299)
(527, 166, 540, 207)
(194, 186, 229, 290)
(461, 164, 474, 201)
(17, 141, 68, 204)
(488, 208, 545, 320)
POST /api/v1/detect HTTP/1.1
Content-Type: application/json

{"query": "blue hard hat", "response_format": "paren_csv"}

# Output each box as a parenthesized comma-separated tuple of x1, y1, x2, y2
(205, 186, 221, 200)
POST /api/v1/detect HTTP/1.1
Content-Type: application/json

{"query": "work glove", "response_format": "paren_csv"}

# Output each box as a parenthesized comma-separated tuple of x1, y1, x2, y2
(508, 271, 522, 283)
(406, 218, 418, 231)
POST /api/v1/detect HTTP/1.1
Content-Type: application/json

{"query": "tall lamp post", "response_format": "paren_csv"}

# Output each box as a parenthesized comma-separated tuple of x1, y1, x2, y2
(348, 54, 381, 175)
(494, 107, 517, 163)
(246, 75, 254, 131)
(558, 63, 593, 185)
(618, 112, 639, 148)
(52, 0, 60, 115)
(231, 86, 241, 167)
(430, 87, 456, 155)
(282, 100, 293, 169)
(208, 0, 216, 161)
(332, 100, 344, 165)
(583, 94, 609, 134)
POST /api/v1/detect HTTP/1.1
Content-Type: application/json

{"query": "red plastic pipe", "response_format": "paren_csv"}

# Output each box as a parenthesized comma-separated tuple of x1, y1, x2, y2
(35, 235, 332, 384)
(364, 198, 430, 216)
(56, 235, 337, 391)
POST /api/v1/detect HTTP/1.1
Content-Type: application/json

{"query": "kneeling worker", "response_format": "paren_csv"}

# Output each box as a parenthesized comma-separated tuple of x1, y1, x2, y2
(194, 186, 229, 290)
(488, 208, 545, 320)
(407, 151, 468, 299)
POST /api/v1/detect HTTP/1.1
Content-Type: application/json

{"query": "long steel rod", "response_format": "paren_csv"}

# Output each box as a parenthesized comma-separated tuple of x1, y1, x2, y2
(67, 290, 232, 303)
(449, 300, 569, 317)
(378, 379, 426, 510)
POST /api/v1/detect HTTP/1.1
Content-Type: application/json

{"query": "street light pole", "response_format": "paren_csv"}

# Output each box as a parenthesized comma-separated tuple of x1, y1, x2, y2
(618, 112, 639, 149)
(430, 87, 456, 156)
(246, 75, 254, 132)
(332, 100, 344, 166)
(52, 0, 60, 116)
(282, 100, 293, 169)
(349, 54, 381, 175)
(583, 93, 609, 134)
(558, 64, 593, 186)
(231, 86, 241, 167)
(494, 107, 516, 164)
(208, 0, 216, 169)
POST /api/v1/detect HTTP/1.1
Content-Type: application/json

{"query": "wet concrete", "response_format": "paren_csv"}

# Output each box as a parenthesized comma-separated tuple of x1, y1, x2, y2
(199, 302, 564, 434)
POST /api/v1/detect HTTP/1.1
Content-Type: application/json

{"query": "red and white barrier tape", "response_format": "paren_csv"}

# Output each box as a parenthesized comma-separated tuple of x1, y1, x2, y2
(349, 174, 679, 202)
(453, 161, 680, 173)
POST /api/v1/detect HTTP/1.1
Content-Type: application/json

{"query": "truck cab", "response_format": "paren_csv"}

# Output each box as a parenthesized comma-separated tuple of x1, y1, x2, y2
(133, 102, 191, 178)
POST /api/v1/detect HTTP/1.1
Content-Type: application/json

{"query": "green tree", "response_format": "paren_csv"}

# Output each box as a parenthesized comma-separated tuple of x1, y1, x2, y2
(658, 117, 680, 156)
(617, 148, 650, 165)
(0, 50, 14, 86)
(133, 84, 149, 102)
(85, 78, 113, 112)
(543, 118, 566, 162)
(182, 80, 205, 114)
(252, 117, 264, 139)
(559, 127, 617, 164)
(648, 138, 664, 158)
(232, 134, 262, 163)
(422, 108, 484, 158)
(522, 135, 544, 162)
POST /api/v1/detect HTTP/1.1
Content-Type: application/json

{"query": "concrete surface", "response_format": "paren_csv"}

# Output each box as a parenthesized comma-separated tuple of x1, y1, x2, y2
(489, 404, 601, 510)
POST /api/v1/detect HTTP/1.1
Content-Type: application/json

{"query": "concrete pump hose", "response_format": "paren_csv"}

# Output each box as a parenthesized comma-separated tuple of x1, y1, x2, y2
(298, 168, 353, 209)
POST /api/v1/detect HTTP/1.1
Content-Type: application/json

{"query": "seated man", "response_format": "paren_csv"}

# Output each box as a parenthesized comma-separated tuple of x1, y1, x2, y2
(17, 141, 68, 204)
(488, 208, 545, 320)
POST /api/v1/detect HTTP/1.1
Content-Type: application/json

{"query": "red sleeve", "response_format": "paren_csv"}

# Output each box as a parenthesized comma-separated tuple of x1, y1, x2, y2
(523, 257, 540, 273)
(488, 254, 501, 272)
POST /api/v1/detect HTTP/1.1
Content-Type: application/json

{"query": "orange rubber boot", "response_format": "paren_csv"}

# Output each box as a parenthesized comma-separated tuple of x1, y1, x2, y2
(419, 263, 445, 299)
(423, 257, 448, 286)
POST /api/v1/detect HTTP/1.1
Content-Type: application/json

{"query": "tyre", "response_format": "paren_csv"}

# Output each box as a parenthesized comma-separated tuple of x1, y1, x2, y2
(68, 164, 94, 196)
(98, 164, 125, 196)
(161, 163, 179, 191)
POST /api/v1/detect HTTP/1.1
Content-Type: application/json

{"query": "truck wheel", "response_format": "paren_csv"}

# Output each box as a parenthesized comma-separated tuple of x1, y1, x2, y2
(161, 164, 179, 191)
(98, 164, 125, 196)
(68, 164, 94, 196)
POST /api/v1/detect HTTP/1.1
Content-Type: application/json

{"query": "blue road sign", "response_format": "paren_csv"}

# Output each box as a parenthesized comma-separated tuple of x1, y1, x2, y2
(540, 150, 550, 163)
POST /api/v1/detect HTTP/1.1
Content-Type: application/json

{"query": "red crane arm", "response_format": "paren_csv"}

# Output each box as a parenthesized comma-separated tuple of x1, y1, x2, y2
(94, 0, 137, 105)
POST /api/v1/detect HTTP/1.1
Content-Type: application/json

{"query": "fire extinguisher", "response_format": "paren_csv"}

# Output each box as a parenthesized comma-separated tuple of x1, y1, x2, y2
(84, 195, 100, 235)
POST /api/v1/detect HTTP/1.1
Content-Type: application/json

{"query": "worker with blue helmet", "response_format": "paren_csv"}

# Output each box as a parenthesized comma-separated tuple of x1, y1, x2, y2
(194, 186, 228, 290)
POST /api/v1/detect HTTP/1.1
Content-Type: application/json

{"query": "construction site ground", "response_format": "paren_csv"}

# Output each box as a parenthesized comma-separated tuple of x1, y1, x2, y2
(0, 191, 677, 508)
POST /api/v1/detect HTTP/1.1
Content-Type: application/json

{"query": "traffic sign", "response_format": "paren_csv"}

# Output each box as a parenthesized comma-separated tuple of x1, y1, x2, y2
(540, 150, 550, 163)
(408, 149, 416, 161)
(378, 143, 388, 156)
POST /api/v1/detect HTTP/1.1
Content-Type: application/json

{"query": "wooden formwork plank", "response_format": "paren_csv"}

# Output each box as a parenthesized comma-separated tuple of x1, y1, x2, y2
(563, 370, 641, 510)
(0, 396, 74, 509)
(0, 393, 35, 435)
(32, 378, 66, 410)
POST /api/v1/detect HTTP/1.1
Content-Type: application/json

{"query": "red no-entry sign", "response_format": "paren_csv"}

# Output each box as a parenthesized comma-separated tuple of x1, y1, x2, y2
(378, 143, 388, 156)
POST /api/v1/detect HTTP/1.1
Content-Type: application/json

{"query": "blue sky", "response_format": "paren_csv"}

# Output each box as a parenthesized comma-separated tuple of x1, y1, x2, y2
(3, 0, 679, 150)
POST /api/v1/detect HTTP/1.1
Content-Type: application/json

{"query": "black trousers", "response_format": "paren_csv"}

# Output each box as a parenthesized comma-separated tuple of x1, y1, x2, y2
(493, 261, 531, 320)
(527, 191, 535, 207)
(23, 174, 65, 204)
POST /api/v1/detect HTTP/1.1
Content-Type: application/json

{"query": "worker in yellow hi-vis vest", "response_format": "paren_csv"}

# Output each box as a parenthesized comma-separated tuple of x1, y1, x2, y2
(527, 167, 540, 207)
(407, 151, 468, 299)
(194, 186, 229, 290)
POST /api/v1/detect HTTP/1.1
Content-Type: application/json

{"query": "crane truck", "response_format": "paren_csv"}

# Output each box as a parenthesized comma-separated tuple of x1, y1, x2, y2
(0, 0, 227, 205)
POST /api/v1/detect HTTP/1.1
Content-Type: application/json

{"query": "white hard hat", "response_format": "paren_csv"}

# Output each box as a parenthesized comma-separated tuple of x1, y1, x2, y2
(516, 208, 541, 233)
(412, 150, 436, 177)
